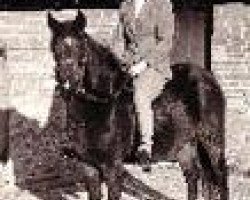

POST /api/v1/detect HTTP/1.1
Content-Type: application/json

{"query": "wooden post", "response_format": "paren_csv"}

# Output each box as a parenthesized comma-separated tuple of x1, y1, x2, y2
(170, 2, 215, 126)
(170, 3, 213, 70)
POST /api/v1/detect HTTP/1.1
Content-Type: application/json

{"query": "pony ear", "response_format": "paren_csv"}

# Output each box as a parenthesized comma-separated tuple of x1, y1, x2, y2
(74, 10, 87, 30)
(48, 12, 60, 30)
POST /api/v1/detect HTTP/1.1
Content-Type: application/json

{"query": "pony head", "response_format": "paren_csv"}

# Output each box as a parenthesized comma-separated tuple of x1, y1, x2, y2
(48, 10, 88, 90)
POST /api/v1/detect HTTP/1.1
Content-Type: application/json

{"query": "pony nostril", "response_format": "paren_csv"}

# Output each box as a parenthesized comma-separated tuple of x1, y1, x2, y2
(55, 69, 61, 81)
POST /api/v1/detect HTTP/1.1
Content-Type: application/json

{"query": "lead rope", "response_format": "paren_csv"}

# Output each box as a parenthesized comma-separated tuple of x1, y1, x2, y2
(66, 92, 70, 152)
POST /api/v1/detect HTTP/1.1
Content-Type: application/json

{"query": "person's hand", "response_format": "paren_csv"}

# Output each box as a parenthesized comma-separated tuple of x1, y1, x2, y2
(129, 60, 148, 76)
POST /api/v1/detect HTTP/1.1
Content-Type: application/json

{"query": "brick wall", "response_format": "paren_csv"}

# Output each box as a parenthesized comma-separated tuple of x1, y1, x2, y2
(0, 2, 249, 191)
(212, 3, 250, 172)
(0, 10, 122, 125)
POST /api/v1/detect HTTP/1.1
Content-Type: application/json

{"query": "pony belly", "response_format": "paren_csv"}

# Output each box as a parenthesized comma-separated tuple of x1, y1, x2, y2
(152, 99, 175, 161)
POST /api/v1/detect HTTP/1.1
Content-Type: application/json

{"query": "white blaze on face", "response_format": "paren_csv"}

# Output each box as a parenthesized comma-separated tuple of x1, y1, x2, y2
(64, 36, 73, 46)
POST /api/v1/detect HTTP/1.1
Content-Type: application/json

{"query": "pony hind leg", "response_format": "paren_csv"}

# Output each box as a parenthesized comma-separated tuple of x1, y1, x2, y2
(186, 171, 199, 200)
(201, 162, 228, 200)
(201, 174, 225, 200)
(177, 142, 200, 200)
(197, 142, 228, 200)
(212, 158, 228, 200)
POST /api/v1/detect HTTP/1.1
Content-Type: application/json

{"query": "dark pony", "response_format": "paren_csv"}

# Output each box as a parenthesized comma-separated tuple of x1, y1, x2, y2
(48, 10, 228, 200)
(48, 11, 169, 200)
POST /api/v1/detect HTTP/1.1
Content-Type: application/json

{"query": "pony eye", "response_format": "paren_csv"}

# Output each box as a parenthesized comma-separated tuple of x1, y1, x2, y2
(78, 60, 85, 67)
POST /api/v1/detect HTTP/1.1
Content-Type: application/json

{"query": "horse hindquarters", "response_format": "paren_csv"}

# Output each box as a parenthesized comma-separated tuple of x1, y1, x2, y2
(199, 154, 228, 200)
(197, 99, 227, 200)
(196, 67, 228, 200)
(154, 95, 200, 200)
(196, 128, 228, 200)
(199, 147, 228, 200)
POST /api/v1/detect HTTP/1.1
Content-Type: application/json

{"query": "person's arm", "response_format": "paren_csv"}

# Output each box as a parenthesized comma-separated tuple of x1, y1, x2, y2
(121, 23, 149, 76)
(119, 2, 147, 75)
(140, 1, 174, 77)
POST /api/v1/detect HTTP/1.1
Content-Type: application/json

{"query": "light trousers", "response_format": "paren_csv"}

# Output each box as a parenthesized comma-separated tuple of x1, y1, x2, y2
(133, 66, 167, 152)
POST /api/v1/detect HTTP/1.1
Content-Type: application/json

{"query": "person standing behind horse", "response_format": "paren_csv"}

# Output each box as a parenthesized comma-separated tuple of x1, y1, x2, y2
(119, 0, 175, 170)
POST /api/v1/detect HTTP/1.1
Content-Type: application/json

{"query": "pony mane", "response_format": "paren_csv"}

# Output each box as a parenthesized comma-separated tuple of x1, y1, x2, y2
(81, 33, 131, 96)
(83, 33, 124, 73)
(163, 62, 225, 123)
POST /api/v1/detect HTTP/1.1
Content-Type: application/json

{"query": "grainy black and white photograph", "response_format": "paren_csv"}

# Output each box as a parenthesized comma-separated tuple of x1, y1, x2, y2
(0, 0, 249, 199)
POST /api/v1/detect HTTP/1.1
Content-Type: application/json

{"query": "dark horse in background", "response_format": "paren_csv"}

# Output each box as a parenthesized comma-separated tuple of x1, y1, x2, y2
(153, 63, 228, 200)
(46, 10, 228, 200)
(48, 11, 166, 200)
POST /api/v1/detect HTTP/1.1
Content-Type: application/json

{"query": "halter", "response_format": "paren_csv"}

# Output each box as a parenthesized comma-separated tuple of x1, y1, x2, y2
(55, 67, 133, 105)
(55, 58, 172, 105)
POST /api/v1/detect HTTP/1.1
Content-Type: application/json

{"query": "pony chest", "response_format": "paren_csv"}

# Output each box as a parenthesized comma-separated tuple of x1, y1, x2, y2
(87, 67, 113, 94)
(67, 98, 111, 126)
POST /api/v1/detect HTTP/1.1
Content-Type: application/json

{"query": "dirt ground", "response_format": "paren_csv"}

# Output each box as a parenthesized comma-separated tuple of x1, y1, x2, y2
(0, 162, 250, 200)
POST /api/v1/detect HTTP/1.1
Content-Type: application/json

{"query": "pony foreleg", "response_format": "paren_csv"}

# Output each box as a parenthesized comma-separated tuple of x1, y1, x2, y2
(103, 160, 123, 200)
(77, 162, 102, 200)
